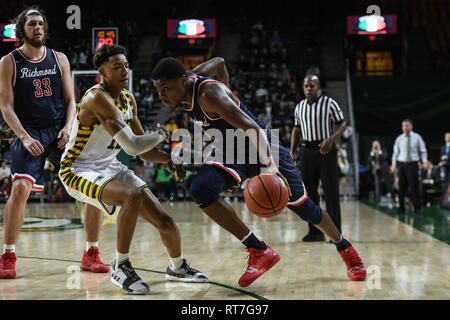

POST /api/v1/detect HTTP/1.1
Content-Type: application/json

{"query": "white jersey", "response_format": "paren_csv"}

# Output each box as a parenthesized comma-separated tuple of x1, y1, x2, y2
(60, 83, 134, 171)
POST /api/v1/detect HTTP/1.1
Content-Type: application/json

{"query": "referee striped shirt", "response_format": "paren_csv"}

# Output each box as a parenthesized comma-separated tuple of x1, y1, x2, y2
(294, 95, 345, 141)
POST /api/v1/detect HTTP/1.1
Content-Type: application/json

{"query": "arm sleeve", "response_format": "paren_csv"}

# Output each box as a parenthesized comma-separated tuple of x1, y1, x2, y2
(113, 125, 168, 156)
(293, 103, 301, 127)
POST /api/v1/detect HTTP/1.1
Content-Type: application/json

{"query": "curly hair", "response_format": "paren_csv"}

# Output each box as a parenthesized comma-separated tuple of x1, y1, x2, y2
(93, 44, 127, 68)
(14, 6, 49, 45)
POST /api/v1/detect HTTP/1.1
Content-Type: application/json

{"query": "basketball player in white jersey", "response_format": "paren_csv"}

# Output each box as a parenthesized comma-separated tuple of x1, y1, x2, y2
(59, 44, 208, 294)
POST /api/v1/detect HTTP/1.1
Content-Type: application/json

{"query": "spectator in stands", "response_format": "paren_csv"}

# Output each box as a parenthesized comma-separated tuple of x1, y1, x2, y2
(337, 147, 350, 199)
(166, 116, 179, 133)
(143, 85, 154, 111)
(270, 30, 283, 49)
(70, 50, 79, 69)
(255, 82, 268, 99)
(43, 159, 54, 202)
(267, 63, 278, 79)
(273, 101, 289, 122)
(260, 102, 272, 128)
(439, 132, 450, 185)
(153, 164, 172, 201)
(79, 49, 87, 68)
(133, 156, 146, 181)
(368, 140, 394, 203)
(281, 124, 292, 148)
(280, 63, 291, 83)
(421, 161, 442, 206)
(0, 161, 11, 181)
(0, 177, 12, 202)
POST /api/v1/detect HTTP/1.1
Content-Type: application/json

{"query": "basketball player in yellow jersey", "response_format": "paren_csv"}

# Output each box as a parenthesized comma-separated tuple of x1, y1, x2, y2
(59, 44, 208, 295)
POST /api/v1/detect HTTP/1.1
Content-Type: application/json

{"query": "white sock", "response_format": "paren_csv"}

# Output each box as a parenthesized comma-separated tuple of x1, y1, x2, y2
(115, 250, 129, 267)
(86, 241, 99, 251)
(169, 254, 183, 270)
(3, 244, 15, 253)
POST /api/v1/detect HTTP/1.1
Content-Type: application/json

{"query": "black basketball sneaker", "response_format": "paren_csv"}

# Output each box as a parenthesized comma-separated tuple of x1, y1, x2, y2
(165, 259, 209, 283)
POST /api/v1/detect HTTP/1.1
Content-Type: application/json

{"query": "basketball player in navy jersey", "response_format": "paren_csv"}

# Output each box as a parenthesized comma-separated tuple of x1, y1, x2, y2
(152, 57, 367, 287)
(0, 7, 108, 278)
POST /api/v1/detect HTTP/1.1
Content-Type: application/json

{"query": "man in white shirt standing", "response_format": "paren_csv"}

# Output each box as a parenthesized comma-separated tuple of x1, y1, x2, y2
(391, 119, 428, 213)
(0, 161, 11, 181)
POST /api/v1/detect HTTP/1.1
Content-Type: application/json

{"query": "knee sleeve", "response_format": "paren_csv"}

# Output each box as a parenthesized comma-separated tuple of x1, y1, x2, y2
(189, 167, 228, 208)
(288, 197, 323, 225)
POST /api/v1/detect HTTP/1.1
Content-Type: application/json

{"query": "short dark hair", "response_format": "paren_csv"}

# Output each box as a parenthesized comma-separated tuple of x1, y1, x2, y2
(152, 57, 186, 81)
(305, 66, 320, 78)
(93, 44, 127, 68)
(402, 118, 413, 125)
(14, 6, 49, 44)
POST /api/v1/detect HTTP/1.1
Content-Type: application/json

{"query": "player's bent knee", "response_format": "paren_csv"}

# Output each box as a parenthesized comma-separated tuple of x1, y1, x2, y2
(288, 198, 323, 225)
(189, 177, 221, 209)
(122, 188, 143, 208)
(11, 178, 33, 195)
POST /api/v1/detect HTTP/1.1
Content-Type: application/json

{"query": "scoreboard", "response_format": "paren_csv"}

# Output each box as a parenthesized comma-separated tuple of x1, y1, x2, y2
(167, 19, 216, 39)
(92, 27, 119, 53)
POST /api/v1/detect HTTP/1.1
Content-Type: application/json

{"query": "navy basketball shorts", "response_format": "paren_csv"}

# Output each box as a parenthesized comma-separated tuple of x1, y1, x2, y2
(189, 145, 323, 225)
(10, 124, 64, 193)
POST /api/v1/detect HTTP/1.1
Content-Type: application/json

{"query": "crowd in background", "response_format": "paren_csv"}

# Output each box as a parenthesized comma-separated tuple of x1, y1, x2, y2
(0, 7, 447, 210)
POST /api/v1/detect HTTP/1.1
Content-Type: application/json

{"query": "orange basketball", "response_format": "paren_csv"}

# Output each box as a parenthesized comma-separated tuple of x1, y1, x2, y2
(244, 173, 289, 218)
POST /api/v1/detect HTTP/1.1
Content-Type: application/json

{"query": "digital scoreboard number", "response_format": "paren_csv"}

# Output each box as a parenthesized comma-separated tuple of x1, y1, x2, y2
(92, 27, 119, 53)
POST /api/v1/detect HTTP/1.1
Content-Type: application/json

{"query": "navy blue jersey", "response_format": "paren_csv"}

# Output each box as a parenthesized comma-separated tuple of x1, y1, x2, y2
(187, 74, 266, 131)
(187, 75, 309, 207)
(9, 46, 65, 128)
(186, 74, 268, 164)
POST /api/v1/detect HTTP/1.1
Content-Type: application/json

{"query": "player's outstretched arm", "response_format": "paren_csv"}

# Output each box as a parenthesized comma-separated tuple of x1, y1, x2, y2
(128, 92, 171, 162)
(126, 93, 185, 179)
(85, 90, 168, 156)
(189, 57, 230, 87)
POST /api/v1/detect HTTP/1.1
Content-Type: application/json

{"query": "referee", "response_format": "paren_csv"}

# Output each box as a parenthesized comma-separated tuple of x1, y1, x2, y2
(291, 74, 347, 242)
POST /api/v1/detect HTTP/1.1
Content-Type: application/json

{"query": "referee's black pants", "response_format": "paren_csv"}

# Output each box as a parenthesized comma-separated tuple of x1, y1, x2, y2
(298, 142, 341, 236)
(397, 161, 421, 212)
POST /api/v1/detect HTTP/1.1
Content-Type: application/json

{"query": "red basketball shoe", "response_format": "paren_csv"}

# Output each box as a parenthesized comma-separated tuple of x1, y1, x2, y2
(81, 247, 109, 273)
(0, 251, 16, 279)
(238, 242, 280, 287)
(339, 245, 366, 281)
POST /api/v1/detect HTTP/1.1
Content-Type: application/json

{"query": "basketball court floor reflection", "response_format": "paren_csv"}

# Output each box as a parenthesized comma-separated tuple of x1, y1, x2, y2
(0, 200, 448, 300)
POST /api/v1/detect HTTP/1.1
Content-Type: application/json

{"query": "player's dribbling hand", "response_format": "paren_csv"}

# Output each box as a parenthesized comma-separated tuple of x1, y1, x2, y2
(22, 135, 45, 156)
(266, 161, 292, 197)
